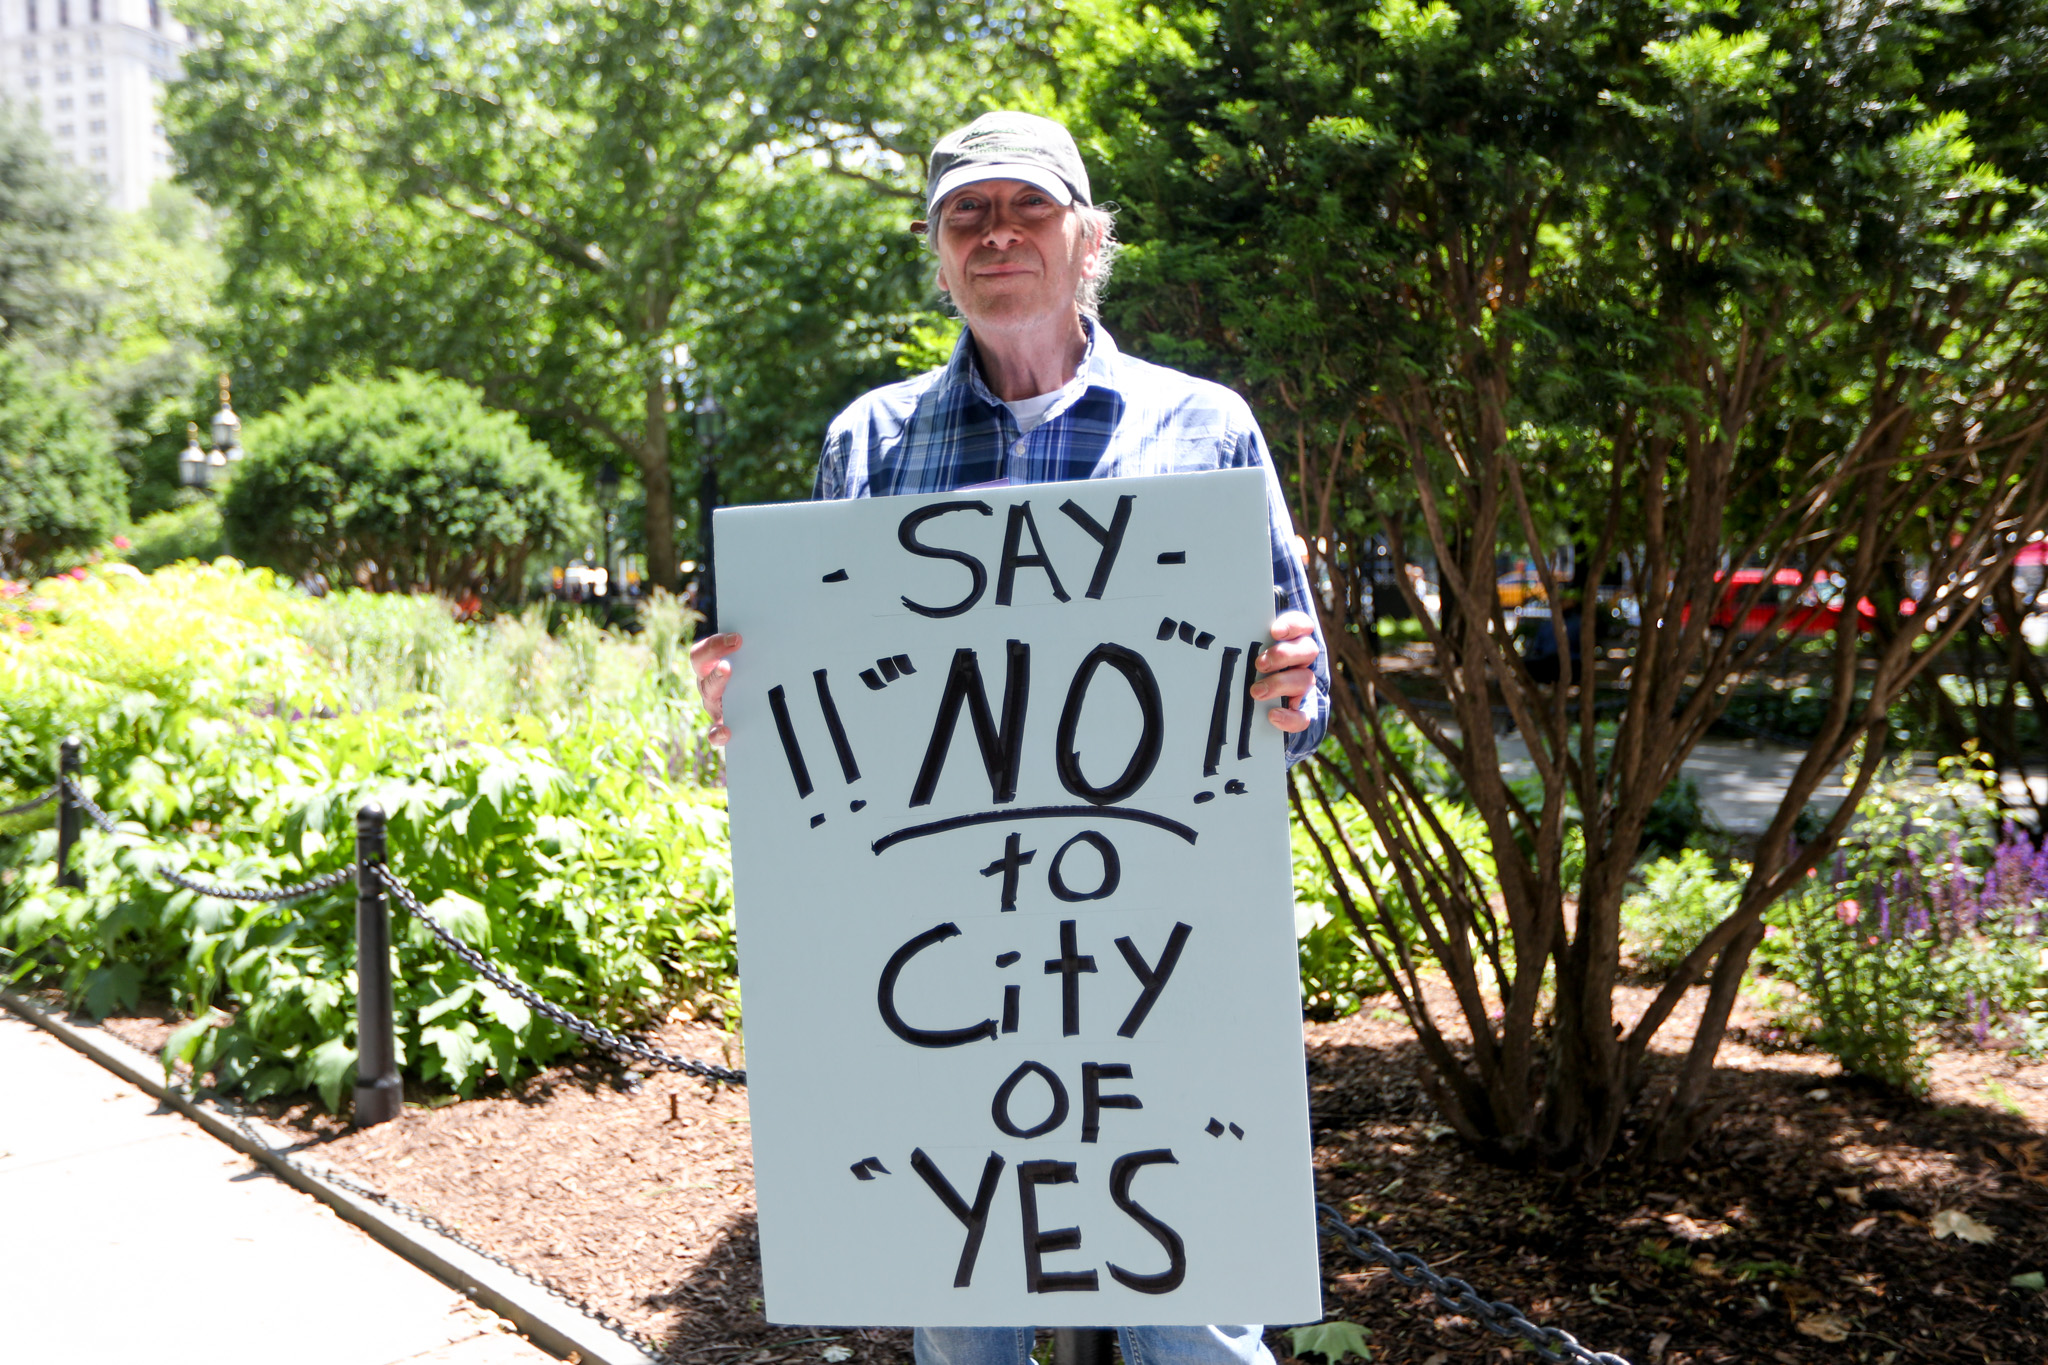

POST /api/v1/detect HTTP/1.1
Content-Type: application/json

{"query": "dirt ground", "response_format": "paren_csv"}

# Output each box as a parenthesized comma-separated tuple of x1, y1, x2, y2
(83, 982, 2048, 1365)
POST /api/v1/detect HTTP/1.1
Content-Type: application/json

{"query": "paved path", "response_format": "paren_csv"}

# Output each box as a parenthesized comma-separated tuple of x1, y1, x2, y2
(0, 1010, 557, 1365)
(1493, 734, 2046, 834)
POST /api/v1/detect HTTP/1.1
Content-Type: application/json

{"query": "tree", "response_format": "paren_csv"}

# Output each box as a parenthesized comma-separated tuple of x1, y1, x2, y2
(1083, 0, 2048, 1168)
(219, 371, 590, 596)
(0, 347, 126, 578)
(169, 0, 1052, 592)
(0, 98, 106, 347)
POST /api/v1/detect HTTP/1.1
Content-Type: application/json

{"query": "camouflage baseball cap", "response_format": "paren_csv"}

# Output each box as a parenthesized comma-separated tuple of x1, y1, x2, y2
(925, 111, 1093, 218)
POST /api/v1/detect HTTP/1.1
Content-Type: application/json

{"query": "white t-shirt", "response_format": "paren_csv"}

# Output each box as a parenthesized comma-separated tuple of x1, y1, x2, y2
(1003, 389, 1065, 435)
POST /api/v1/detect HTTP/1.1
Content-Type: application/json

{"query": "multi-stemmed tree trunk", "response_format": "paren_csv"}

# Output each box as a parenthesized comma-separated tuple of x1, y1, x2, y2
(1090, 0, 2048, 1168)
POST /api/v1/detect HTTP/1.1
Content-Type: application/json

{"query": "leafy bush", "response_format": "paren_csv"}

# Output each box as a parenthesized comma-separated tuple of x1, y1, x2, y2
(1, 566, 730, 1110)
(0, 348, 126, 578)
(1291, 783, 1484, 1020)
(220, 371, 591, 601)
(124, 499, 225, 573)
(1758, 757, 2048, 1090)
(1622, 849, 1746, 977)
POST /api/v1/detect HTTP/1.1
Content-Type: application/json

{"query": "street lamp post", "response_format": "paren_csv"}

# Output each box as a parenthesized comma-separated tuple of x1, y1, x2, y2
(695, 395, 725, 634)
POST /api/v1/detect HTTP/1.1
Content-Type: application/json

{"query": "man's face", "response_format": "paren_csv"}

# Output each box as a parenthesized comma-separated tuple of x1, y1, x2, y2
(932, 178, 1098, 334)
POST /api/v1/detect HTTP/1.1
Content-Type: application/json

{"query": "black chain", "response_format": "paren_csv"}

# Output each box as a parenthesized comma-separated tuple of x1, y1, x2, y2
(1317, 1204, 1632, 1365)
(215, 1107, 691, 1365)
(62, 778, 353, 903)
(0, 784, 59, 819)
(373, 862, 747, 1086)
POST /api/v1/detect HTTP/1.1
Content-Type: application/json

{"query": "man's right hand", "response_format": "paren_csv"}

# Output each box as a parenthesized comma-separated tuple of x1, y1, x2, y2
(691, 631, 742, 747)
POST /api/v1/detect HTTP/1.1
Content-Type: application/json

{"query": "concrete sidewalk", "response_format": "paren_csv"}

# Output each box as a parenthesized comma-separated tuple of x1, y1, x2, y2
(0, 1008, 558, 1365)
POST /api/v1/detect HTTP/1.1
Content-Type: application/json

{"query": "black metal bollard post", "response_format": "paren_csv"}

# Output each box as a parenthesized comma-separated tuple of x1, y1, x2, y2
(55, 736, 81, 889)
(1052, 1330, 1117, 1365)
(352, 803, 403, 1127)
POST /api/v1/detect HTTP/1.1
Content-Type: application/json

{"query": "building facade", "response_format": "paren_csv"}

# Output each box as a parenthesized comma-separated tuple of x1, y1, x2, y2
(0, 0, 192, 212)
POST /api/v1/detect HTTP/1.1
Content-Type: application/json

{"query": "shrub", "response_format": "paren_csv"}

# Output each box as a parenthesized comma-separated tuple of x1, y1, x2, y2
(1622, 849, 1747, 977)
(220, 371, 591, 601)
(0, 348, 125, 578)
(124, 499, 225, 573)
(1, 567, 730, 1110)
(1759, 757, 2048, 1090)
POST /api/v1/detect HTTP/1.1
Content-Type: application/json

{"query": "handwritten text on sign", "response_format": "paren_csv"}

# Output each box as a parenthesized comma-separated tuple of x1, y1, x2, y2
(718, 470, 1321, 1327)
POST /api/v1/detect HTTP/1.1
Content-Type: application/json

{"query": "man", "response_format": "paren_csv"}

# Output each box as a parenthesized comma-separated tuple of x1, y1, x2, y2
(691, 111, 1329, 1365)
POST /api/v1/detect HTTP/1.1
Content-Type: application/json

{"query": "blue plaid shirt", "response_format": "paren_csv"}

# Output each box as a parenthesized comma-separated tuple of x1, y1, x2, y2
(813, 320, 1329, 762)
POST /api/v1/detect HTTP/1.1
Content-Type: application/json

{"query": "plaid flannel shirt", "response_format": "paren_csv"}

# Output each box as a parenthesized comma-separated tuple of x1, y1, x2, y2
(813, 320, 1329, 763)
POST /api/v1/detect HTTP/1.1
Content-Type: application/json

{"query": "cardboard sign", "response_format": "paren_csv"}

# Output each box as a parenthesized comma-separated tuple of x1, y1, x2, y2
(717, 469, 1321, 1327)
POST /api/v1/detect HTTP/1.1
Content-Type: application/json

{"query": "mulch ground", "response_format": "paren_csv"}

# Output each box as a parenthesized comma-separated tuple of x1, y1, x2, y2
(84, 993, 2048, 1365)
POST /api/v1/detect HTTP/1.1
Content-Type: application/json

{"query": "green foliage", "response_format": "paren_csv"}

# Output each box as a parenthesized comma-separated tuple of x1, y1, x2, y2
(220, 372, 590, 599)
(0, 348, 126, 578)
(1759, 758, 2048, 1091)
(1622, 849, 1746, 977)
(0, 565, 730, 1109)
(1293, 782, 1486, 1019)
(1288, 1321, 1373, 1364)
(0, 97, 107, 347)
(169, 0, 1049, 587)
(124, 500, 225, 574)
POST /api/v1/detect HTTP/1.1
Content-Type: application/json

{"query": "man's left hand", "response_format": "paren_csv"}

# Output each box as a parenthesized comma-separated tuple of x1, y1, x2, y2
(1252, 610, 1320, 733)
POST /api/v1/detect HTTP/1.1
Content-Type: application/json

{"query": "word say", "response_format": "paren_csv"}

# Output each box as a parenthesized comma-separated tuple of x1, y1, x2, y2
(718, 470, 1321, 1327)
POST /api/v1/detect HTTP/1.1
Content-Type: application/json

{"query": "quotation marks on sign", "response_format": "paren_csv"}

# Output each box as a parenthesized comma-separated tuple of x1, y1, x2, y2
(861, 654, 918, 691)
(849, 1156, 891, 1181)
(1203, 1119, 1245, 1140)
(1154, 617, 1217, 651)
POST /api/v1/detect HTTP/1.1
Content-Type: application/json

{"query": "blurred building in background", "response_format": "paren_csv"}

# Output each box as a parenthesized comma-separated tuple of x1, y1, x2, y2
(0, 0, 192, 211)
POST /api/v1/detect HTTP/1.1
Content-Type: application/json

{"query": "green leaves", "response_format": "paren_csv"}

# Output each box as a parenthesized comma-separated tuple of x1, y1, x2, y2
(1, 568, 735, 1111)
(1289, 1320, 1373, 1363)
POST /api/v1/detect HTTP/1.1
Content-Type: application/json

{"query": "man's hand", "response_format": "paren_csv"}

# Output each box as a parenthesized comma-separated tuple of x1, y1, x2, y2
(1251, 610, 1319, 733)
(691, 631, 743, 747)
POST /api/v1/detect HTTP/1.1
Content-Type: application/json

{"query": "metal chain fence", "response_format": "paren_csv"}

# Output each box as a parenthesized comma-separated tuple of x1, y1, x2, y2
(64, 777, 357, 903)
(1317, 1205, 1631, 1365)
(0, 783, 60, 819)
(373, 862, 746, 1086)
(20, 756, 1633, 1365)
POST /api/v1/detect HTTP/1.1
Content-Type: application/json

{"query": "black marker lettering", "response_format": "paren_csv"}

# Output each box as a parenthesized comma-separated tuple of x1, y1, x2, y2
(893, 654, 917, 675)
(911, 1148, 1005, 1288)
(768, 686, 814, 798)
(911, 642, 1030, 808)
(996, 502, 1071, 606)
(1081, 1062, 1143, 1143)
(899, 501, 993, 618)
(1044, 919, 1097, 1037)
(1057, 495, 1135, 600)
(979, 831, 1036, 911)
(1048, 831, 1120, 902)
(1002, 984, 1020, 1033)
(1203, 646, 1244, 777)
(1105, 1149, 1186, 1294)
(812, 670, 861, 784)
(1017, 1160, 1099, 1293)
(1113, 922, 1192, 1038)
(992, 1060, 1070, 1139)
(877, 923, 998, 1048)
(1055, 644, 1163, 806)
(879, 656, 901, 682)
(1155, 617, 1176, 641)
(1236, 641, 1259, 760)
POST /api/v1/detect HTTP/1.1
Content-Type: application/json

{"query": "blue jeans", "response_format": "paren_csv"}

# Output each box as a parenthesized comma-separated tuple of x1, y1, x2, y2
(914, 1326, 1272, 1365)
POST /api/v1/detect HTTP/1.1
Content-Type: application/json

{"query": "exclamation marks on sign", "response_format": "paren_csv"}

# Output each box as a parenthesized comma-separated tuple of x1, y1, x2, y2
(860, 655, 917, 690)
(1191, 638, 1265, 802)
(769, 669, 871, 826)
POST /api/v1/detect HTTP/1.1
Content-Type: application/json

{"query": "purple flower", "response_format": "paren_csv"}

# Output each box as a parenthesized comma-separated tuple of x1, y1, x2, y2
(1877, 889, 1891, 941)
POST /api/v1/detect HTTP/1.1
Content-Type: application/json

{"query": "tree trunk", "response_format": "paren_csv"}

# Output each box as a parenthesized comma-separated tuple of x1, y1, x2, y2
(641, 371, 678, 592)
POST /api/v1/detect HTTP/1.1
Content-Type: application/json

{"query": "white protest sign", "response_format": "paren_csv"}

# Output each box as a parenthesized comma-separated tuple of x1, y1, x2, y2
(717, 469, 1321, 1328)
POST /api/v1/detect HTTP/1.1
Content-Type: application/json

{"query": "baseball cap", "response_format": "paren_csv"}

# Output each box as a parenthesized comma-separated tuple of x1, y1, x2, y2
(925, 111, 1093, 219)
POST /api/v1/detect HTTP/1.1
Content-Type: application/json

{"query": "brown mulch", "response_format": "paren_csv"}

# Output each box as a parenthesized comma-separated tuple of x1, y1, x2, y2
(78, 996, 2048, 1365)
